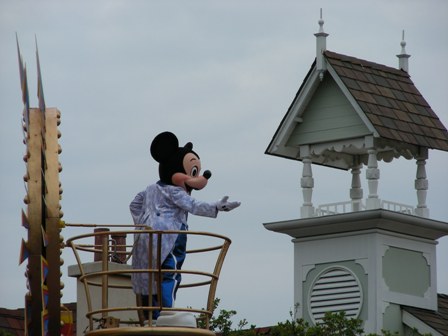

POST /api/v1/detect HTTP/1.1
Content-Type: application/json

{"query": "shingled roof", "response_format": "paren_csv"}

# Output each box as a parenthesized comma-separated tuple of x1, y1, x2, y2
(0, 302, 77, 336)
(324, 50, 448, 152)
(266, 48, 448, 170)
(0, 307, 24, 336)
(403, 294, 448, 336)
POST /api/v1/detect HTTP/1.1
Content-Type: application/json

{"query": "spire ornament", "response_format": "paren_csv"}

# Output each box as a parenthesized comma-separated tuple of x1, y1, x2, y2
(397, 29, 410, 73)
(318, 8, 325, 33)
(315, 8, 329, 80)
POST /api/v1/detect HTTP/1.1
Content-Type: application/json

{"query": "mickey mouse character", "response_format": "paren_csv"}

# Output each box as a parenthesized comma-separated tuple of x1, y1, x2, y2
(130, 131, 240, 321)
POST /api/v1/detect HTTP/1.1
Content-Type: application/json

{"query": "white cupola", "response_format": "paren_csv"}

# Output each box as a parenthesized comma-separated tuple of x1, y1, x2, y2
(265, 14, 448, 219)
(264, 11, 448, 335)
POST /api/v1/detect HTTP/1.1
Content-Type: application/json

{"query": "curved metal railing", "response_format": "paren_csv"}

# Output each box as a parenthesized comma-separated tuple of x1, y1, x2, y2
(66, 227, 231, 335)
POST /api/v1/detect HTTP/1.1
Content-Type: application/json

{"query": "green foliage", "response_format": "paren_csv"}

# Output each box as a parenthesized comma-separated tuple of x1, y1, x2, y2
(365, 327, 432, 336)
(366, 331, 399, 336)
(203, 299, 431, 336)
(271, 309, 363, 336)
(198, 298, 256, 336)
(310, 311, 364, 335)
(0, 330, 14, 336)
(271, 305, 311, 336)
(209, 302, 236, 335)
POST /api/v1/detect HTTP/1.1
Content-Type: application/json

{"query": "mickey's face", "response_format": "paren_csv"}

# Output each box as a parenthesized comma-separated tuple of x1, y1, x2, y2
(150, 132, 212, 192)
(171, 152, 211, 193)
(183, 153, 201, 178)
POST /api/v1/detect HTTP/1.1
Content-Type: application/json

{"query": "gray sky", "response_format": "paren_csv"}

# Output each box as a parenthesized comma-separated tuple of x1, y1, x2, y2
(1, 0, 447, 328)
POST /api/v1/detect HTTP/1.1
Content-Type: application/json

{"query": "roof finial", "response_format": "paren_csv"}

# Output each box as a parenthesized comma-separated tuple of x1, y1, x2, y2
(315, 8, 329, 77)
(400, 30, 407, 54)
(397, 29, 410, 73)
(318, 8, 325, 33)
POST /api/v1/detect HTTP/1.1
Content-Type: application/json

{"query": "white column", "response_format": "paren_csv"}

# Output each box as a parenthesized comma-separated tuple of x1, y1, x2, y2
(300, 146, 315, 218)
(350, 163, 363, 212)
(366, 149, 381, 209)
(415, 153, 429, 218)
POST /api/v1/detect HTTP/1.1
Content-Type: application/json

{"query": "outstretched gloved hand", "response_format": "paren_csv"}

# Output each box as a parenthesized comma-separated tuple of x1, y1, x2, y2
(216, 196, 241, 212)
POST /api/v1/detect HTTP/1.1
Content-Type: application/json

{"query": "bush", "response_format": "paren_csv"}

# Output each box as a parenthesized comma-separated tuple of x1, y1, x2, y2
(199, 298, 256, 336)
(204, 299, 432, 336)
(272, 310, 363, 336)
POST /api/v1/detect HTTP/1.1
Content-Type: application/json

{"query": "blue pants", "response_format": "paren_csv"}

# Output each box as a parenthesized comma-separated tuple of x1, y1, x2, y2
(142, 224, 187, 319)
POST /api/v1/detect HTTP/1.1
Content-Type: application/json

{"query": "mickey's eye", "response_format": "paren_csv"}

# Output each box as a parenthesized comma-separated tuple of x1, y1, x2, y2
(190, 166, 199, 177)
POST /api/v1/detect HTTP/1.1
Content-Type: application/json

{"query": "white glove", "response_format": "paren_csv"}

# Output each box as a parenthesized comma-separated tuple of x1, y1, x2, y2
(217, 196, 241, 212)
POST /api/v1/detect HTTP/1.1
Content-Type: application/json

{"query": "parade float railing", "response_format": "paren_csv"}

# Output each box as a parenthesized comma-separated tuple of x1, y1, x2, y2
(66, 225, 231, 335)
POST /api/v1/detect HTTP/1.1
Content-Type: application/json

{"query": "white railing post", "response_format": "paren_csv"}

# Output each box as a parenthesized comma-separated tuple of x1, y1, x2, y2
(350, 163, 363, 212)
(300, 146, 315, 218)
(415, 150, 429, 218)
(366, 148, 381, 210)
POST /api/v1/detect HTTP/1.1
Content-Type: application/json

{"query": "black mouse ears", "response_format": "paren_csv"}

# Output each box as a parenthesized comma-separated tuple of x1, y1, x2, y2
(150, 131, 193, 163)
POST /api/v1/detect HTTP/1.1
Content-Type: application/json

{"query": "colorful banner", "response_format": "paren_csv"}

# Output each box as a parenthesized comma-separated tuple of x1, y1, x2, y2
(41, 256, 49, 283)
(60, 306, 74, 336)
(42, 285, 49, 309)
(42, 309, 49, 336)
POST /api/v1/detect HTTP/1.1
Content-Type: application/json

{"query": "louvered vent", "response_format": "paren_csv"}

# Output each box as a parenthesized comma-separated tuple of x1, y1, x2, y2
(309, 267, 362, 323)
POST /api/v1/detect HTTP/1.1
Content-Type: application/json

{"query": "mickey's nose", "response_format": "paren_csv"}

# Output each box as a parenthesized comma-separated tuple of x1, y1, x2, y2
(203, 170, 212, 179)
